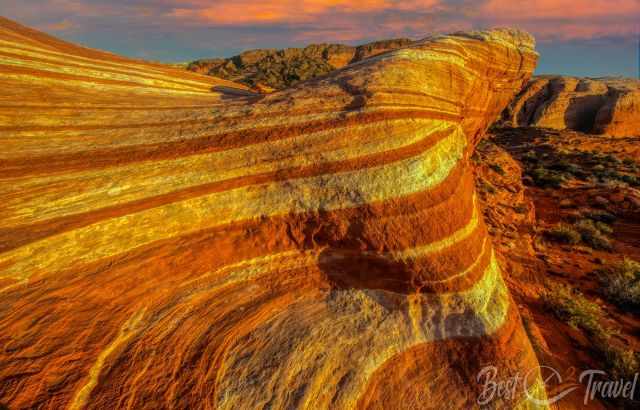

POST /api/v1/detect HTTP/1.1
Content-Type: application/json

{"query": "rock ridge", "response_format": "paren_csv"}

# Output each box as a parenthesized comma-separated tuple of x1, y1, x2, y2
(502, 75, 640, 137)
(0, 17, 544, 409)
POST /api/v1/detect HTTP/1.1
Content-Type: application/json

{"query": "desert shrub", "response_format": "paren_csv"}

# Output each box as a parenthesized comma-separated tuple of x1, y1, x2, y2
(574, 219, 612, 250)
(603, 154, 621, 165)
(543, 282, 640, 381)
(522, 151, 538, 162)
(585, 210, 616, 224)
(582, 232, 612, 250)
(549, 160, 580, 174)
(595, 221, 614, 234)
(544, 224, 581, 245)
(574, 218, 598, 235)
(571, 168, 589, 180)
(477, 180, 496, 194)
(600, 170, 623, 181)
(513, 205, 527, 214)
(530, 168, 564, 188)
(599, 258, 640, 309)
(577, 151, 593, 160)
(489, 163, 505, 176)
(476, 139, 493, 151)
(542, 283, 607, 339)
(620, 174, 640, 187)
(544, 219, 613, 250)
(585, 158, 640, 185)
(600, 344, 640, 380)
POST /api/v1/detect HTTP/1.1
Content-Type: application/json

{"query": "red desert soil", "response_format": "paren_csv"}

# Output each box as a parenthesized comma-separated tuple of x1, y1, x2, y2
(476, 127, 640, 409)
(0, 16, 550, 409)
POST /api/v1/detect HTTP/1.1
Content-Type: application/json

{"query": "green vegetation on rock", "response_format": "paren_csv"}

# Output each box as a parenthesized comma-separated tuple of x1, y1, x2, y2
(187, 39, 413, 89)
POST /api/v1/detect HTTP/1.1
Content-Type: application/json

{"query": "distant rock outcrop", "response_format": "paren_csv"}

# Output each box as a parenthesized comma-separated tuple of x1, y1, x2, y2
(502, 76, 640, 137)
(187, 38, 413, 89)
(0, 17, 544, 409)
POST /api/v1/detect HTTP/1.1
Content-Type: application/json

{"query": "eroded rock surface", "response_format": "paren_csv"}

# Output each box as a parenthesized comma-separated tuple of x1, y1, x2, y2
(502, 76, 640, 137)
(187, 38, 413, 89)
(0, 17, 543, 409)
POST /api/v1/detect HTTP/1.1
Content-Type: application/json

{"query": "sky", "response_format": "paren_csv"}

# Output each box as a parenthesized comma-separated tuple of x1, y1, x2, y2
(1, 0, 639, 77)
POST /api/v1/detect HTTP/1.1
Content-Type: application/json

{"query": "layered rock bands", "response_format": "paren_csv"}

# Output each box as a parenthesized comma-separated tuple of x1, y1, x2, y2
(0, 17, 543, 409)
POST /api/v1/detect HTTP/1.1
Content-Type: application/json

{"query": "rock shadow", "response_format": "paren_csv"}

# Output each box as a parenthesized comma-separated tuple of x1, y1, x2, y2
(318, 247, 417, 294)
(211, 85, 261, 101)
(564, 94, 608, 133)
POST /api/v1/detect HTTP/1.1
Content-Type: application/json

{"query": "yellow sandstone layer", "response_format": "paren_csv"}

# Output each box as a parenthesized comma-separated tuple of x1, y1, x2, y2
(0, 17, 544, 409)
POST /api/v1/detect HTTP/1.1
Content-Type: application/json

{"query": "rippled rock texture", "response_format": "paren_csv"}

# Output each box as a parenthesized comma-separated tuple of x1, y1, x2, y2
(0, 17, 543, 409)
(503, 76, 640, 137)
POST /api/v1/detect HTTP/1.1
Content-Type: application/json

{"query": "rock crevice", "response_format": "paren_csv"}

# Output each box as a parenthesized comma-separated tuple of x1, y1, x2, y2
(502, 75, 640, 137)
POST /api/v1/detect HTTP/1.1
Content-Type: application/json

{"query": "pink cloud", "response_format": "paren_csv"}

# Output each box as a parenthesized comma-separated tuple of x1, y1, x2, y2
(480, 0, 640, 41)
(164, 0, 640, 42)
(44, 19, 75, 32)
(3, 0, 639, 48)
(168, 0, 440, 25)
(483, 0, 640, 19)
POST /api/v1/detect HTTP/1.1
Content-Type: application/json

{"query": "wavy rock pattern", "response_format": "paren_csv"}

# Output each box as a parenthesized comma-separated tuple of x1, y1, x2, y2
(503, 76, 640, 137)
(0, 17, 543, 409)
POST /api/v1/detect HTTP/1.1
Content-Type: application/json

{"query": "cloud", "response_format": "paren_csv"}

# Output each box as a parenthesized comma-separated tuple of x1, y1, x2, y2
(43, 19, 74, 32)
(162, 0, 640, 43)
(480, 0, 640, 41)
(3, 0, 638, 41)
(483, 0, 639, 19)
(1, 0, 638, 72)
(167, 1, 441, 26)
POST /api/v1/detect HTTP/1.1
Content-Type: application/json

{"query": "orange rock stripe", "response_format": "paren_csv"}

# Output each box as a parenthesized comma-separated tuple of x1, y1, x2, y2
(0, 110, 462, 176)
(355, 303, 542, 409)
(0, 104, 221, 111)
(0, 50, 227, 93)
(0, 125, 458, 251)
(0, 17, 542, 409)
(0, 64, 216, 94)
(0, 104, 461, 133)
(0, 168, 480, 297)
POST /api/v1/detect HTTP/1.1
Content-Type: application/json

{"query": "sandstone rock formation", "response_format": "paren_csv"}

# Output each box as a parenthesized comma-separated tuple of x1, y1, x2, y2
(0, 17, 544, 409)
(502, 76, 640, 137)
(187, 38, 413, 89)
